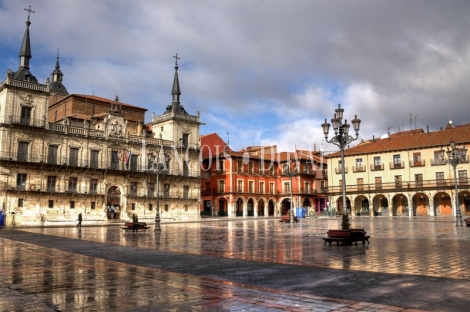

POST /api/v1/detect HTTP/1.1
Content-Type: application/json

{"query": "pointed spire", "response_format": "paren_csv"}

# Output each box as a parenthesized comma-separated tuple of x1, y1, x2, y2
(171, 53, 181, 103)
(18, 6, 34, 69)
(49, 50, 69, 95)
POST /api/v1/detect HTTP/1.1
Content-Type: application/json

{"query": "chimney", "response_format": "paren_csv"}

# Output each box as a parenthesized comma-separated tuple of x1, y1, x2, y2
(427, 125, 429, 133)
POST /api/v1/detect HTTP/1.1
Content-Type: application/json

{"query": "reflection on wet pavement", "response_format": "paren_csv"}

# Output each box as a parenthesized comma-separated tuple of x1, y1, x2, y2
(1, 216, 467, 311)
(21, 217, 470, 279)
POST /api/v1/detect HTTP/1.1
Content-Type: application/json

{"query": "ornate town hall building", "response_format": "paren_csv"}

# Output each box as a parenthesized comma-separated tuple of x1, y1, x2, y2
(0, 13, 202, 225)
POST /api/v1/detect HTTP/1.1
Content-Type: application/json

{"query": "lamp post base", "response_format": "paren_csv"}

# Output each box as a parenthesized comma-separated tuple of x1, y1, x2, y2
(456, 210, 463, 227)
(154, 213, 161, 231)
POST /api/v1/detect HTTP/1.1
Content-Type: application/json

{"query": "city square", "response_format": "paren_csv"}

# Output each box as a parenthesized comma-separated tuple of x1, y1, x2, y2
(1, 216, 469, 311)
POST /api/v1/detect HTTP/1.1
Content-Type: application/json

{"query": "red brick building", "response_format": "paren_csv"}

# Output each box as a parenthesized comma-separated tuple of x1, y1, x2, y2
(200, 133, 328, 217)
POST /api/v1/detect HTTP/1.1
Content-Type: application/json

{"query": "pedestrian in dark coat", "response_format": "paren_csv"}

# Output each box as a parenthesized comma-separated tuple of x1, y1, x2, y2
(77, 213, 82, 227)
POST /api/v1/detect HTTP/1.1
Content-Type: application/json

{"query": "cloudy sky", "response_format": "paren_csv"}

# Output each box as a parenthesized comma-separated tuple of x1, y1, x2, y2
(1, 0, 470, 153)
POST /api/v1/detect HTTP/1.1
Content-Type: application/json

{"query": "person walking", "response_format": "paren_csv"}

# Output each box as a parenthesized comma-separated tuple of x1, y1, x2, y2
(77, 212, 82, 227)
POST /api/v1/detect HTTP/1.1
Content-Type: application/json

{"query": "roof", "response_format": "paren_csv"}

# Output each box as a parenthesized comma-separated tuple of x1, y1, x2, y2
(328, 123, 470, 158)
(50, 94, 147, 111)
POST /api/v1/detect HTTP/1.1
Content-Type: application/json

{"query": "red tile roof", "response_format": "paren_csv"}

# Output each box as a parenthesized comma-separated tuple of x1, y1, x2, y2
(328, 124, 470, 157)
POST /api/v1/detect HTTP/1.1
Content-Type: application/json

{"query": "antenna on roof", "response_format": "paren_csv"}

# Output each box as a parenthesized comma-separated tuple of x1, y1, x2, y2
(415, 115, 417, 130)
(226, 132, 230, 145)
(410, 113, 412, 131)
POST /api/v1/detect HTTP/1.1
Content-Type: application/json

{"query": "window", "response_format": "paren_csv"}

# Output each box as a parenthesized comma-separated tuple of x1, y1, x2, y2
(238, 160, 243, 173)
(70, 201, 75, 209)
(148, 204, 153, 211)
(20, 106, 31, 125)
(305, 182, 310, 193)
(68, 177, 78, 192)
(17, 174, 27, 190)
(436, 172, 445, 186)
(164, 204, 168, 212)
(91, 202, 95, 209)
(131, 203, 135, 210)
(433, 151, 444, 165)
(260, 182, 265, 194)
(18, 198, 24, 207)
(393, 154, 401, 168)
(47, 176, 56, 192)
(270, 183, 274, 194)
(18, 142, 29, 162)
(415, 174, 423, 187)
(237, 180, 243, 192)
(48, 145, 58, 165)
(69, 147, 79, 166)
(413, 152, 422, 166)
(90, 179, 98, 194)
(357, 178, 364, 191)
(48, 200, 54, 208)
(163, 184, 170, 198)
(218, 159, 224, 172)
(375, 177, 382, 190)
(284, 182, 290, 193)
(183, 161, 189, 176)
(130, 182, 137, 196)
(249, 181, 254, 193)
(90, 150, 99, 168)
(395, 175, 402, 188)
(111, 151, 119, 169)
(459, 170, 468, 184)
(147, 183, 154, 196)
(147, 157, 154, 170)
(130, 155, 138, 171)
(184, 205, 188, 212)
(320, 181, 326, 191)
(218, 180, 225, 192)
(356, 158, 363, 167)
(183, 186, 189, 199)
(182, 133, 189, 147)
(249, 161, 254, 173)
(374, 157, 381, 166)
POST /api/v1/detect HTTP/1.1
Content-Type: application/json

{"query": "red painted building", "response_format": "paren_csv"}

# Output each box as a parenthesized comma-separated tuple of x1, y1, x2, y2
(200, 133, 328, 217)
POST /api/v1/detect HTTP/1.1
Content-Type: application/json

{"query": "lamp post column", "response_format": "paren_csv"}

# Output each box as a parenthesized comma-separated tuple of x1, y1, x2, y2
(452, 164, 463, 227)
(155, 164, 161, 231)
(289, 173, 294, 223)
(340, 146, 348, 217)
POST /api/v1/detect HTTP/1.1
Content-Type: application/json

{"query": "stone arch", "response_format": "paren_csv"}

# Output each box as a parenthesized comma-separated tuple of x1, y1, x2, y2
(215, 196, 229, 217)
(336, 196, 351, 214)
(372, 194, 389, 216)
(392, 194, 409, 216)
(258, 198, 265, 216)
(302, 198, 311, 207)
(268, 199, 275, 216)
(412, 193, 429, 216)
(434, 192, 452, 215)
(353, 195, 370, 216)
(106, 186, 122, 219)
(247, 198, 255, 216)
(281, 197, 292, 216)
(235, 197, 245, 217)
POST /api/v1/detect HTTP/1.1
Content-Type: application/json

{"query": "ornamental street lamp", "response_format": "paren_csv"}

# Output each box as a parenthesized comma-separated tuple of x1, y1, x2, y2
(440, 140, 467, 227)
(321, 104, 361, 228)
(283, 160, 296, 224)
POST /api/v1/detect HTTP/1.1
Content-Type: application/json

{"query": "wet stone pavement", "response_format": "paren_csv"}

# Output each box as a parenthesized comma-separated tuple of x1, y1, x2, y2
(1, 216, 470, 311)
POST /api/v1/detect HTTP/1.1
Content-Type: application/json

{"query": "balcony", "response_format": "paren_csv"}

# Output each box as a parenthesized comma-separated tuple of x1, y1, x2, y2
(390, 162, 405, 169)
(352, 166, 366, 173)
(409, 160, 425, 167)
(431, 158, 446, 166)
(370, 164, 384, 171)
(335, 167, 348, 174)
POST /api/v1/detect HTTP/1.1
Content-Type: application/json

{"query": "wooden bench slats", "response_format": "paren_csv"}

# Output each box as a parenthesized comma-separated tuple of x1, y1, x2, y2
(323, 229, 370, 246)
(121, 222, 151, 232)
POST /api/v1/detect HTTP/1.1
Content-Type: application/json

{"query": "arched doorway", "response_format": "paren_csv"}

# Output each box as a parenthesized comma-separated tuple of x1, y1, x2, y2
(247, 198, 254, 216)
(258, 199, 265, 216)
(372, 195, 388, 216)
(392, 194, 408, 216)
(268, 199, 275, 216)
(236, 198, 244, 217)
(354, 196, 370, 216)
(107, 186, 121, 219)
(434, 192, 452, 215)
(281, 198, 291, 216)
(218, 197, 228, 216)
(336, 196, 351, 214)
(412, 193, 429, 216)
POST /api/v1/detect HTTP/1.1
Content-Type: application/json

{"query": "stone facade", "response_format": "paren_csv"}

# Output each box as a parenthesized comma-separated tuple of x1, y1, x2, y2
(0, 16, 202, 226)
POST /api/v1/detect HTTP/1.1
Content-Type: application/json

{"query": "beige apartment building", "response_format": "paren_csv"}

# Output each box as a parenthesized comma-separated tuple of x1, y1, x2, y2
(0, 14, 202, 226)
(326, 125, 470, 217)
